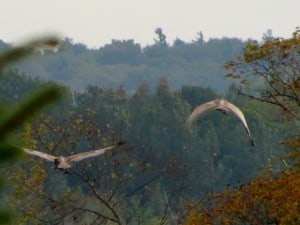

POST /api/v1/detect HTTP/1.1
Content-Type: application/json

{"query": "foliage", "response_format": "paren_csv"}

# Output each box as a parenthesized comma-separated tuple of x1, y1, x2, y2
(96, 39, 144, 65)
(184, 29, 300, 225)
(0, 37, 62, 224)
(6, 31, 248, 93)
(154, 28, 168, 47)
(8, 123, 49, 224)
(2, 30, 298, 225)
(225, 28, 300, 166)
(185, 170, 300, 225)
(224, 27, 300, 119)
(2, 71, 291, 224)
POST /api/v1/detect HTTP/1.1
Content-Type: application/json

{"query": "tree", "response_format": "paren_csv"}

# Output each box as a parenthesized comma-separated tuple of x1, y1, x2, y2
(225, 28, 300, 166)
(154, 28, 168, 47)
(193, 31, 204, 45)
(0, 36, 62, 224)
(173, 38, 186, 47)
(185, 170, 300, 225)
(97, 39, 144, 65)
(75, 85, 129, 138)
(17, 104, 183, 225)
(184, 29, 300, 225)
(224, 28, 300, 119)
(11, 108, 126, 224)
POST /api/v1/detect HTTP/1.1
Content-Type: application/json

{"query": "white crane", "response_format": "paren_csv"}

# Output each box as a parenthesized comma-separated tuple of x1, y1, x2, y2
(187, 99, 254, 146)
(23, 141, 125, 170)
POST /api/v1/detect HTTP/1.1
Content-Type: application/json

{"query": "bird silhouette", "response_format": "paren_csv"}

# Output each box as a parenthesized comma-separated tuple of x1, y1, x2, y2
(23, 141, 125, 170)
(187, 98, 254, 146)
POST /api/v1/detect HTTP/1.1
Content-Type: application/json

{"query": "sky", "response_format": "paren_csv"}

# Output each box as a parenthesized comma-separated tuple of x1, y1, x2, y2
(1, 0, 299, 48)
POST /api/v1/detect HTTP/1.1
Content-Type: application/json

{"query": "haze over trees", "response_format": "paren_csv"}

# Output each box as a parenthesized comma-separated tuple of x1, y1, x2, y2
(0, 29, 246, 93)
(0, 28, 299, 224)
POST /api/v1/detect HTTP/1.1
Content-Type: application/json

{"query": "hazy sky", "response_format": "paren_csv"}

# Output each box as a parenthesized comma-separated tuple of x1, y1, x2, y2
(1, 0, 299, 48)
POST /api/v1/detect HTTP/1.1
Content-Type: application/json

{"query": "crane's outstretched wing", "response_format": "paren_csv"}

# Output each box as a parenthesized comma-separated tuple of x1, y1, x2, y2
(224, 101, 254, 146)
(23, 148, 57, 161)
(186, 101, 217, 126)
(67, 141, 125, 162)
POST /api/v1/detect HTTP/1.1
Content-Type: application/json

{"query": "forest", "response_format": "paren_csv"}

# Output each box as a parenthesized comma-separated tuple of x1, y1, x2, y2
(0, 29, 246, 94)
(0, 29, 299, 225)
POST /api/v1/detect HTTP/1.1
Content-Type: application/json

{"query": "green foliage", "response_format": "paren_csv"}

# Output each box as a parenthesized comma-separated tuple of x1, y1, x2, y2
(225, 28, 300, 167)
(225, 28, 300, 119)
(15, 73, 299, 222)
(0, 144, 20, 163)
(6, 34, 247, 93)
(184, 29, 300, 225)
(2, 31, 298, 224)
(96, 39, 144, 65)
(3, 66, 293, 224)
(0, 85, 62, 139)
(0, 36, 62, 224)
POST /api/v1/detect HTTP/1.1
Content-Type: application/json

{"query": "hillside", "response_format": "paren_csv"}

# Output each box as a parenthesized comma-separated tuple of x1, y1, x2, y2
(0, 36, 247, 93)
